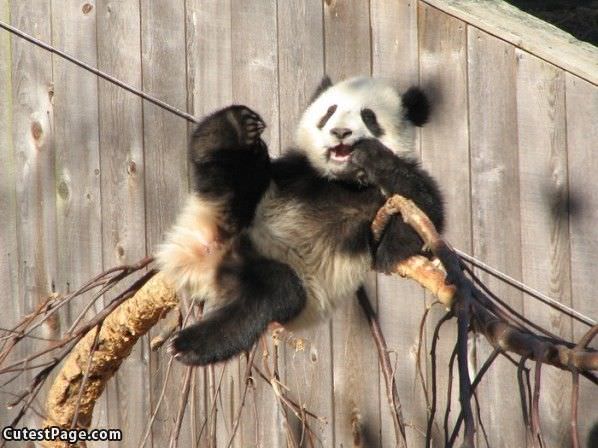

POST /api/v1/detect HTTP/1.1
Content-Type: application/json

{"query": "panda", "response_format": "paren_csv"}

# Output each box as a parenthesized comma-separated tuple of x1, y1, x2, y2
(156, 76, 444, 366)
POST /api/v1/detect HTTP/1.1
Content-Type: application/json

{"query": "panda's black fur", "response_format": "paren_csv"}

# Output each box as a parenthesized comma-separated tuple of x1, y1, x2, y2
(157, 76, 444, 365)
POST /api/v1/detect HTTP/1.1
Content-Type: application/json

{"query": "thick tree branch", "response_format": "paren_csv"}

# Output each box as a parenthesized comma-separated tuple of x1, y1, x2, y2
(32, 193, 597, 448)
(42, 272, 177, 446)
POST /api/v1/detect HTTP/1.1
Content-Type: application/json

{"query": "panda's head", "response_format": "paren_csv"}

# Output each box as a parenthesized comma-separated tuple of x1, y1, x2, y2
(295, 76, 429, 179)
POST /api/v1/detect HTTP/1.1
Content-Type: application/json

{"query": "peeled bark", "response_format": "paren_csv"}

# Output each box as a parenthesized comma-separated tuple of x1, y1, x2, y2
(42, 272, 177, 446)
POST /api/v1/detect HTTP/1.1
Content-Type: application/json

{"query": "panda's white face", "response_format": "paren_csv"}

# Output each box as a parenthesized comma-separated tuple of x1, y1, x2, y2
(295, 77, 415, 178)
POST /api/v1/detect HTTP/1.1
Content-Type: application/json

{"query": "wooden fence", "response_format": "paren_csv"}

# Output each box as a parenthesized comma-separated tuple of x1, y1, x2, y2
(1, 0, 596, 446)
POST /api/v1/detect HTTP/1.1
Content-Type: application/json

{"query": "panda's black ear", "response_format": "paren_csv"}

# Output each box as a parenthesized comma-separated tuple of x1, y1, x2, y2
(402, 86, 430, 127)
(309, 75, 333, 104)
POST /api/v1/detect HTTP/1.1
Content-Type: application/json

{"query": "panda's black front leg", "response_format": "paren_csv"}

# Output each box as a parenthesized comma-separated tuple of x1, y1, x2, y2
(189, 105, 271, 232)
(351, 138, 444, 273)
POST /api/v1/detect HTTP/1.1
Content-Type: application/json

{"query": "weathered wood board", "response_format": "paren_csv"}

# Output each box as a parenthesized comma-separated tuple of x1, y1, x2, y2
(0, 1, 596, 447)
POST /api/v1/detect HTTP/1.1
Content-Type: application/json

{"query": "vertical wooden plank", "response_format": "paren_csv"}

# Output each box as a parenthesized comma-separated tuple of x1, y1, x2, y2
(419, 5, 471, 447)
(371, 0, 418, 84)
(516, 51, 572, 448)
(277, 1, 334, 446)
(231, 0, 279, 153)
(51, 0, 107, 433)
(96, 1, 148, 445)
(468, 26, 525, 446)
(230, 1, 282, 445)
(324, 1, 381, 446)
(10, 0, 56, 430)
(566, 73, 598, 446)
(186, 1, 234, 445)
(370, 1, 428, 446)
(140, 1, 191, 446)
(0, 0, 21, 429)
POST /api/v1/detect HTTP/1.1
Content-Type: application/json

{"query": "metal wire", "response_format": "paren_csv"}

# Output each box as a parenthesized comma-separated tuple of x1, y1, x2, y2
(0, 20, 199, 124)
(455, 248, 596, 327)
(2, 19, 596, 327)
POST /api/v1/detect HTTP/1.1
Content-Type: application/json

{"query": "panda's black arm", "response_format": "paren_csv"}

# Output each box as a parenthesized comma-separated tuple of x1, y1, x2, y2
(189, 105, 272, 231)
(351, 138, 445, 272)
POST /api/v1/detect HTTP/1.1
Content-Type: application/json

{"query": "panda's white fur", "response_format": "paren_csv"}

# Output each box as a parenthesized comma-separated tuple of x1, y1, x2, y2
(156, 76, 440, 365)
(158, 77, 415, 328)
(296, 77, 415, 178)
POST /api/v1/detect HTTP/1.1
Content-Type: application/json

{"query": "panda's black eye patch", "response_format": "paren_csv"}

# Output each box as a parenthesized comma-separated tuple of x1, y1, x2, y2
(361, 108, 384, 137)
(317, 105, 337, 129)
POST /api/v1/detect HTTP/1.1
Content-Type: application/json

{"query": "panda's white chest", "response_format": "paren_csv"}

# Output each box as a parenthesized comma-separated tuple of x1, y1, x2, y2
(249, 185, 371, 328)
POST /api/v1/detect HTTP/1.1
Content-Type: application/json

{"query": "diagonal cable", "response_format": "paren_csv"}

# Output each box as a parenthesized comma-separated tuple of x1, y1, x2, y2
(2, 19, 596, 328)
(0, 19, 199, 124)
(455, 248, 596, 327)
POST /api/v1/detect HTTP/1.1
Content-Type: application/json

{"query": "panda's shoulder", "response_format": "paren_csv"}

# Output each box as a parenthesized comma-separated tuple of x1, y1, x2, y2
(271, 150, 321, 188)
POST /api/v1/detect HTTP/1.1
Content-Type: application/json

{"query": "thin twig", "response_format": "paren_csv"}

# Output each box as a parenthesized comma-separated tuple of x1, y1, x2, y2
(169, 366, 194, 448)
(226, 347, 258, 448)
(357, 286, 407, 448)
(426, 311, 453, 448)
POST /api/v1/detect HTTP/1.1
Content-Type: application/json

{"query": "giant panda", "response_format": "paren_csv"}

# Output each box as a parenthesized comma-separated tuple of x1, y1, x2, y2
(156, 76, 444, 366)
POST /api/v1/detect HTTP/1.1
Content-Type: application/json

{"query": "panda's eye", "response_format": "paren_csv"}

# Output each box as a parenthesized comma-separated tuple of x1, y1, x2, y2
(361, 108, 384, 137)
(317, 105, 337, 129)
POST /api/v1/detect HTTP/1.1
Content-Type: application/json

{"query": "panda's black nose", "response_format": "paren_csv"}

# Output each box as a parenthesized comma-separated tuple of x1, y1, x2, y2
(330, 127, 352, 139)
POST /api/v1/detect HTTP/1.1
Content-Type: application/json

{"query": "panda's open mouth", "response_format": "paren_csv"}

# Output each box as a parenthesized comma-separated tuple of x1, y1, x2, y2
(328, 144, 353, 163)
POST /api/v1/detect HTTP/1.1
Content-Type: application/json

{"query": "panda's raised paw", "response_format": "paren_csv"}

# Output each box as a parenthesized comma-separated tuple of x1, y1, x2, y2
(226, 106, 266, 146)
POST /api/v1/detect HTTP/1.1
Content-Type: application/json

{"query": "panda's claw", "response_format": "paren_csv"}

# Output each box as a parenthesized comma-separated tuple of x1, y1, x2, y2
(233, 106, 266, 146)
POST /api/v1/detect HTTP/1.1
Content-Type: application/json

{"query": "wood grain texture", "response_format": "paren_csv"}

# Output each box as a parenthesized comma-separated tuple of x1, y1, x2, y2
(140, 1, 192, 446)
(9, 0, 57, 432)
(0, 0, 21, 430)
(516, 51, 573, 448)
(230, 1, 283, 445)
(324, 1, 381, 446)
(421, 0, 598, 85)
(419, 5, 471, 447)
(371, 0, 418, 85)
(96, 1, 148, 445)
(370, 1, 427, 446)
(50, 1, 107, 435)
(2, 1, 598, 446)
(467, 26, 525, 447)
(565, 73, 598, 446)
(277, 1, 335, 446)
(186, 1, 235, 445)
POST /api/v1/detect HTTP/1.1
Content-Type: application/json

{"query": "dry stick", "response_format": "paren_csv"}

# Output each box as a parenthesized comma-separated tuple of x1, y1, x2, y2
(531, 360, 545, 448)
(226, 347, 257, 448)
(444, 346, 458, 447)
(27, 192, 596, 446)
(425, 311, 453, 448)
(472, 390, 490, 448)
(517, 357, 534, 445)
(0, 295, 57, 365)
(138, 303, 195, 448)
(42, 271, 175, 447)
(137, 355, 176, 448)
(356, 287, 407, 448)
(416, 301, 438, 411)
(169, 367, 194, 448)
(380, 195, 476, 447)
(0, 270, 156, 376)
(570, 324, 598, 448)
(70, 324, 103, 429)
(196, 361, 227, 445)
(379, 195, 598, 373)
(447, 348, 500, 446)
(571, 371, 580, 448)
(259, 338, 299, 448)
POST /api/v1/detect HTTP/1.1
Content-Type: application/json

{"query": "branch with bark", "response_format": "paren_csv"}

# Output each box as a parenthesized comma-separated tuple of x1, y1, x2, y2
(0, 194, 596, 448)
